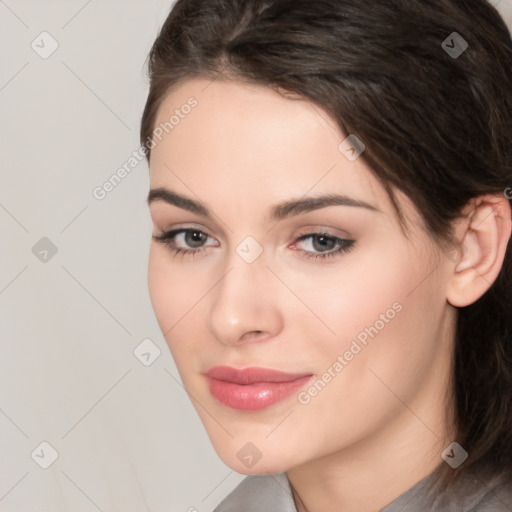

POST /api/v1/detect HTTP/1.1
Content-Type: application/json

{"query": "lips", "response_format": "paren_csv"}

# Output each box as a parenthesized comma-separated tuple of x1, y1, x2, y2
(205, 366, 312, 384)
(205, 366, 314, 411)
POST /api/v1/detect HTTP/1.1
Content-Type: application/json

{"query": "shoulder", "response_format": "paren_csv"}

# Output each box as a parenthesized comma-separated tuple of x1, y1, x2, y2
(382, 464, 512, 512)
(443, 464, 512, 512)
(212, 472, 297, 512)
(464, 470, 512, 512)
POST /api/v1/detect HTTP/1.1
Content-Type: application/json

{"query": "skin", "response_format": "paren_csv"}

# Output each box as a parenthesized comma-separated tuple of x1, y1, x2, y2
(146, 77, 511, 512)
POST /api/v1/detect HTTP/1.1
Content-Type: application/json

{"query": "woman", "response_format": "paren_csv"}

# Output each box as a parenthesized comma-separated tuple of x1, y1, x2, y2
(140, 0, 512, 510)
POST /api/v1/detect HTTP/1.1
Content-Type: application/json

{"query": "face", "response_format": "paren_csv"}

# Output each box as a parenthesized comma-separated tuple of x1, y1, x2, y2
(147, 77, 455, 474)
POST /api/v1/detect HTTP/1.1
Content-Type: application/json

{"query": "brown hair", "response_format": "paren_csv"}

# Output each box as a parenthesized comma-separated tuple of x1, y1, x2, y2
(140, 0, 512, 493)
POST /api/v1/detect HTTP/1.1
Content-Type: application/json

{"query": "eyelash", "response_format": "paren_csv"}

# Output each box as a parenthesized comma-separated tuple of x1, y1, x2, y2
(152, 228, 356, 261)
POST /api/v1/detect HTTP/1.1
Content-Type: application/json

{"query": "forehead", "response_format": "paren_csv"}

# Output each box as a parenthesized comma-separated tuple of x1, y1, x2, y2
(149, 77, 400, 220)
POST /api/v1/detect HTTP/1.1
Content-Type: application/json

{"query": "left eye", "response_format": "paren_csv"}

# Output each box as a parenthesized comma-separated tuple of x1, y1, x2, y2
(292, 233, 355, 259)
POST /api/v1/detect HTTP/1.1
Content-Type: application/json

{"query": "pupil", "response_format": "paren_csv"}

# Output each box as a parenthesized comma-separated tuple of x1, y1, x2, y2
(186, 231, 206, 248)
(313, 235, 335, 252)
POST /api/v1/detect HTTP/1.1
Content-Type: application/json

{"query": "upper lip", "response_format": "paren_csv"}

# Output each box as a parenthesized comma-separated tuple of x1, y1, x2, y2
(205, 366, 313, 385)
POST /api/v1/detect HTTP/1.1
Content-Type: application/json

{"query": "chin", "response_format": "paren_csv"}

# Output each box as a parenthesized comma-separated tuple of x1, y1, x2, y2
(227, 459, 292, 476)
(211, 440, 299, 476)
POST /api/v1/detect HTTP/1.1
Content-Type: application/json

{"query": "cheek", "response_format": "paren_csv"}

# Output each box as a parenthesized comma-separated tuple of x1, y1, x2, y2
(147, 246, 200, 336)
(147, 246, 173, 331)
(282, 241, 441, 387)
(276, 254, 447, 456)
(147, 245, 212, 366)
(335, 260, 444, 400)
(281, 245, 414, 346)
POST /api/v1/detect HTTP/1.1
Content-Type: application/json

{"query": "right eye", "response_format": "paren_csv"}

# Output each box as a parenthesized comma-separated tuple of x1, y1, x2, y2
(152, 228, 218, 257)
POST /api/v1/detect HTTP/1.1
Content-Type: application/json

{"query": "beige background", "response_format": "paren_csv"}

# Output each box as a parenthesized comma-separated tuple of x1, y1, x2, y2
(0, 1, 511, 511)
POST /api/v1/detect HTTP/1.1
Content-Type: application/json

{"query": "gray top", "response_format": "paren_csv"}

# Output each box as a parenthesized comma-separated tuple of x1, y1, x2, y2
(212, 465, 512, 511)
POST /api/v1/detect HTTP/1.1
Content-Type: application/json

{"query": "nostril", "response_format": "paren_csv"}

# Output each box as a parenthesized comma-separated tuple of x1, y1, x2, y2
(240, 330, 267, 342)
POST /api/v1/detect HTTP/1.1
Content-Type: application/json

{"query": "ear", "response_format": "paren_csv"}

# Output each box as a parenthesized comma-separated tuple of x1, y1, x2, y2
(446, 193, 511, 308)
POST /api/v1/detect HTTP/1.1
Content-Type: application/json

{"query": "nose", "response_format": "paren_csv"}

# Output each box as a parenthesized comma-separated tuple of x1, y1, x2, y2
(205, 256, 284, 347)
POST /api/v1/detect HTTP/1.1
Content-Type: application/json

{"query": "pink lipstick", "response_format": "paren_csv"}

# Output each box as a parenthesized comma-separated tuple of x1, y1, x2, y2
(205, 366, 314, 411)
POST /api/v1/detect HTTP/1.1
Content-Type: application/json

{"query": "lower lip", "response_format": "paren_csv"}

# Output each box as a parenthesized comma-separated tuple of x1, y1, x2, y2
(206, 375, 314, 411)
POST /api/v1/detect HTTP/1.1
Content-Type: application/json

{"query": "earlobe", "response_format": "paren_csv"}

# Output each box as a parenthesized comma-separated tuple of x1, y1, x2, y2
(446, 194, 512, 308)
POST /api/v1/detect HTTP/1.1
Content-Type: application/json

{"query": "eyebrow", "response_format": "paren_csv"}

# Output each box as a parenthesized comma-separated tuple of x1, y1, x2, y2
(147, 187, 381, 221)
